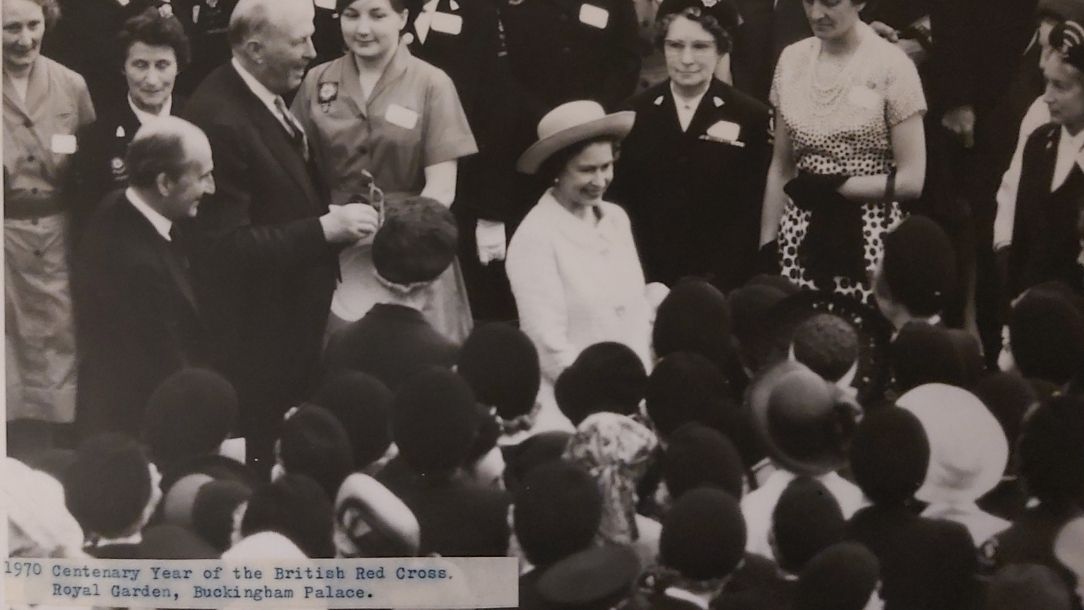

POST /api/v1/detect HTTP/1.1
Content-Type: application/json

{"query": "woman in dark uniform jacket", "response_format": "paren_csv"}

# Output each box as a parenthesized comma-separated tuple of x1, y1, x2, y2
(75, 7, 189, 235)
(609, 0, 771, 292)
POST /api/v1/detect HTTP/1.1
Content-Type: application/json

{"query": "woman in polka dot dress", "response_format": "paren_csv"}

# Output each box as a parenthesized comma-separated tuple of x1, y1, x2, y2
(759, 0, 927, 305)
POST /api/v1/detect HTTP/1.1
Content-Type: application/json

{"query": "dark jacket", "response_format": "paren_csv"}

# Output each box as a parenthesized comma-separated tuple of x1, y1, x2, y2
(1008, 122, 1084, 297)
(323, 303, 458, 391)
(74, 190, 204, 438)
(73, 94, 184, 234)
(499, 0, 641, 119)
(610, 79, 771, 291)
(847, 504, 980, 610)
(181, 63, 338, 439)
(377, 457, 510, 557)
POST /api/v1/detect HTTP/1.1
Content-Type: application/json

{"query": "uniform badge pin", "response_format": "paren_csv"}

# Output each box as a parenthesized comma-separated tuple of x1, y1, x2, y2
(115, 125, 126, 138)
(111, 157, 126, 175)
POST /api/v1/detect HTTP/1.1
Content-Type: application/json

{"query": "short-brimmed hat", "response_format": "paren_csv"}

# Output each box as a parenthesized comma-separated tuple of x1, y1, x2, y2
(773, 477, 846, 574)
(892, 321, 983, 393)
(392, 367, 482, 475)
(63, 434, 156, 539)
(334, 473, 420, 558)
(660, 487, 746, 581)
(311, 371, 393, 470)
(457, 322, 541, 422)
(143, 368, 238, 467)
(747, 361, 859, 476)
(535, 545, 642, 608)
(849, 405, 929, 506)
(1009, 285, 1084, 384)
(795, 542, 881, 610)
(896, 383, 1008, 506)
(879, 215, 957, 318)
(514, 461, 602, 568)
(555, 341, 647, 426)
(192, 479, 252, 552)
(517, 101, 635, 174)
(656, 0, 740, 32)
(278, 403, 354, 499)
(768, 291, 892, 406)
(662, 422, 744, 500)
(646, 351, 737, 438)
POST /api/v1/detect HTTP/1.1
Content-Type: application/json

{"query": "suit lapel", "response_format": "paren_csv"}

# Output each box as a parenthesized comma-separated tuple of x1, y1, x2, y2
(225, 65, 322, 211)
(120, 195, 200, 314)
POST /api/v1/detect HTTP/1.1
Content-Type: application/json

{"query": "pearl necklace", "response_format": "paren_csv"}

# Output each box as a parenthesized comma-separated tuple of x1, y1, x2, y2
(807, 35, 865, 117)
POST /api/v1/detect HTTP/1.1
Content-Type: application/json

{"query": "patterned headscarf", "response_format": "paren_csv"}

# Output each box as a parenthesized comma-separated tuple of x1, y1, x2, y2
(563, 412, 658, 544)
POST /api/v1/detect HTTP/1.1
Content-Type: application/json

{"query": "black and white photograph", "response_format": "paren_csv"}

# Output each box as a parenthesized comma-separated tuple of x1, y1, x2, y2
(5, 0, 1084, 607)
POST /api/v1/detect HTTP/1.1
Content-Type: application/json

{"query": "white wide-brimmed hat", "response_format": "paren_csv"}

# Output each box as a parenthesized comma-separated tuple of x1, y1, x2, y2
(516, 100, 635, 175)
(896, 383, 1009, 506)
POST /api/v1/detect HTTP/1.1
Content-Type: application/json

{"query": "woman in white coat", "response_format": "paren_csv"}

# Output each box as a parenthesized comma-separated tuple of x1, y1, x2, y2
(507, 101, 653, 431)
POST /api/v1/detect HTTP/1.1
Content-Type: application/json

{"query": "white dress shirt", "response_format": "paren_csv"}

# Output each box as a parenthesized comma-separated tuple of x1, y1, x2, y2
(126, 187, 173, 241)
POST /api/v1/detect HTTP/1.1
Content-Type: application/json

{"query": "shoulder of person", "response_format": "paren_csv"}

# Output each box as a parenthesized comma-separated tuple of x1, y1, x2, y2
(716, 81, 771, 122)
(43, 56, 91, 94)
(623, 82, 669, 111)
(778, 37, 817, 68)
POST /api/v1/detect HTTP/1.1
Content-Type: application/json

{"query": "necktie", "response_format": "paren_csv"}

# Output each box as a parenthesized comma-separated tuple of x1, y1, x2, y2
(274, 96, 310, 161)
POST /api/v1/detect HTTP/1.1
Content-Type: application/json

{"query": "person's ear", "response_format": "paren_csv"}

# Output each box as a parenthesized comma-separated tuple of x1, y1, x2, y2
(243, 38, 264, 64)
(156, 172, 173, 197)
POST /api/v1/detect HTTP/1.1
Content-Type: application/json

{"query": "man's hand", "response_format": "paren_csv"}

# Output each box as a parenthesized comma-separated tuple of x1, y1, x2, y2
(476, 219, 507, 265)
(870, 21, 899, 42)
(941, 105, 977, 149)
(320, 203, 380, 244)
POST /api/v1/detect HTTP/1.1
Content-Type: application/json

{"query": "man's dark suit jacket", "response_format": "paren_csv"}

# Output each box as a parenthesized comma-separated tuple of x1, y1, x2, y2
(74, 190, 204, 438)
(182, 63, 338, 454)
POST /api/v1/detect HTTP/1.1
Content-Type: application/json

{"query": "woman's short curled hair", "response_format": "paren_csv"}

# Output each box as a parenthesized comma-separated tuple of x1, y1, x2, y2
(117, 7, 191, 71)
(654, 7, 732, 56)
(538, 135, 622, 186)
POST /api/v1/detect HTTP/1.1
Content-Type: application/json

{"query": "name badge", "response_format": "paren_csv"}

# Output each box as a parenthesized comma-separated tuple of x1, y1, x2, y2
(50, 134, 77, 155)
(579, 3, 609, 28)
(847, 86, 882, 111)
(315, 0, 336, 7)
(706, 120, 741, 143)
(431, 12, 463, 35)
(385, 104, 419, 130)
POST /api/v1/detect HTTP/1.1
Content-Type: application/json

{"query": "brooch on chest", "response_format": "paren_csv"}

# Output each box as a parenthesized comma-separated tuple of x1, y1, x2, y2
(318, 82, 339, 113)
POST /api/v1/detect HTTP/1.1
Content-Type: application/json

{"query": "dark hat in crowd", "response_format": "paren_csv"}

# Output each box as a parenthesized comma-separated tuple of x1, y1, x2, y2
(662, 422, 744, 500)
(334, 473, 420, 558)
(728, 283, 792, 372)
(656, 0, 740, 31)
(458, 322, 541, 421)
(392, 367, 481, 475)
(879, 215, 956, 318)
(1018, 394, 1084, 505)
(849, 405, 930, 505)
(514, 461, 603, 568)
(1009, 286, 1084, 384)
(556, 342, 647, 426)
(985, 564, 1073, 610)
(503, 430, 572, 493)
(769, 291, 893, 405)
(372, 196, 457, 289)
(646, 351, 736, 437)
(159, 453, 260, 497)
(660, 487, 747, 581)
(241, 473, 335, 558)
(892, 321, 983, 392)
(973, 372, 1038, 456)
(192, 479, 252, 552)
(794, 542, 881, 610)
(311, 371, 393, 470)
(278, 404, 354, 499)
(536, 545, 642, 609)
(137, 524, 219, 559)
(772, 477, 846, 574)
(748, 361, 859, 476)
(63, 433, 156, 539)
(653, 279, 734, 369)
(143, 368, 238, 466)
(162, 472, 213, 527)
(1040, 0, 1084, 24)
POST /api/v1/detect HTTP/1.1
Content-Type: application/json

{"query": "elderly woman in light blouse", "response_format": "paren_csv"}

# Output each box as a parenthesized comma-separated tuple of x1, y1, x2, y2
(507, 101, 653, 431)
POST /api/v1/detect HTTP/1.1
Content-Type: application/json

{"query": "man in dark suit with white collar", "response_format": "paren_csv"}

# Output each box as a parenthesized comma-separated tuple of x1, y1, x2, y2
(75, 117, 214, 439)
(182, 0, 377, 475)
